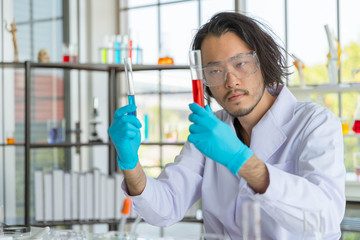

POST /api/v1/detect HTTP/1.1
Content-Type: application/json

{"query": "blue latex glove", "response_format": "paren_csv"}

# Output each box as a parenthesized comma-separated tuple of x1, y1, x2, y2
(108, 104, 142, 170)
(188, 103, 253, 175)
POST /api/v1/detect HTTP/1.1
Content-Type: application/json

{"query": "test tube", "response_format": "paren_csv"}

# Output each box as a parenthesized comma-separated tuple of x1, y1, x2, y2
(120, 198, 132, 233)
(189, 50, 205, 107)
(124, 57, 137, 116)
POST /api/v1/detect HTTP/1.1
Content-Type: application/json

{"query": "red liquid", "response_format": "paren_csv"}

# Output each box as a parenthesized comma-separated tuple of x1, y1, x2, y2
(62, 55, 70, 62)
(192, 79, 204, 107)
(353, 120, 360, 133)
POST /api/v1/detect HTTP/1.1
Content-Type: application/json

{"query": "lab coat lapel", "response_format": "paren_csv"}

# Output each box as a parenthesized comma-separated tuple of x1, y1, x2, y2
(250, 86, 296, 162)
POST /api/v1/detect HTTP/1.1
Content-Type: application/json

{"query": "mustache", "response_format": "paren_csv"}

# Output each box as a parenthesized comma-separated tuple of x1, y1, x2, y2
(223, 89, 249, 102)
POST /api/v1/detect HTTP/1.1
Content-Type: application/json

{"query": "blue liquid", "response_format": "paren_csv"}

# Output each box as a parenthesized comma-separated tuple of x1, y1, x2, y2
(128, 95, 137, 116)
(144, 114, 148, 140)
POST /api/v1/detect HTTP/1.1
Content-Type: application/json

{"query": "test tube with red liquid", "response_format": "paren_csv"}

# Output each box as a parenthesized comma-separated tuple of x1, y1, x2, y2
(189, 50, 205, 107)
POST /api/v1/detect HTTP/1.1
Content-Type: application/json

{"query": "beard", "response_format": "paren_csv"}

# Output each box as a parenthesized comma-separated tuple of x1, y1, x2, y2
(222, 84, 266, 118)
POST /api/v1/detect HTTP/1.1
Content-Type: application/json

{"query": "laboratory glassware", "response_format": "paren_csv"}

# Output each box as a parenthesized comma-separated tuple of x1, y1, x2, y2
(189, 50, 205, 107)
(46, 230, 87, 240)
(6, 131, 14, 144)
(124, 57, 137, 116)
(341, 117, 349, 135)
(353, 152, 360, 181)
(120, 198, 132, 234)
(352, 96, 360, 133)
(242, 200, 261, 240)
(47, 119, 65, 143)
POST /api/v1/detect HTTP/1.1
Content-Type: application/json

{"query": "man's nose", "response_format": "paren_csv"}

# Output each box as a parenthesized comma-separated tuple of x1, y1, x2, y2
(225, 70, 241, 88)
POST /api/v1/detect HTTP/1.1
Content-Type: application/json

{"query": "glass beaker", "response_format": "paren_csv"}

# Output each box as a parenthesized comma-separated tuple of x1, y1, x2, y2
(340, 117, 349, 135)
(47, 119, 65, 143)
(62, 43, 70, 63)
(242, 200, 261, 240)
(6, 131, 15, 144)
(46, 230, 88, 240)
(353, 152, 360, 181)
(302, 210, 323, 240)
(92, 231, 137, 240)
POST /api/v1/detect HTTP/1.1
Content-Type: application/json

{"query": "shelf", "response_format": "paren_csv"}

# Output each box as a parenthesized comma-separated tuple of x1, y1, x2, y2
(141, 142, 185, 146)
(0, 143, 25, 146)
(289, 83, 360, 94)
(0, 61, 189, 72)
(29, 142, 111, 148)
(31, 217, 202, 227)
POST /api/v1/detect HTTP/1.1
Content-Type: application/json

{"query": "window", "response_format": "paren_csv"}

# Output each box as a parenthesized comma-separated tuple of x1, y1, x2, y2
(0, 0, 64, 224)
(120, 0, 234, 177)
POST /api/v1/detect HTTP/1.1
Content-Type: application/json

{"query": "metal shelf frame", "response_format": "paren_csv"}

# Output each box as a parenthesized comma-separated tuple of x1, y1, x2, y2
(1, 61, 189, 227)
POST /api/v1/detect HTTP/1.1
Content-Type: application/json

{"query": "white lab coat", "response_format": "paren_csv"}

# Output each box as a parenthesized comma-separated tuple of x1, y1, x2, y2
(123, 86, 346, 239)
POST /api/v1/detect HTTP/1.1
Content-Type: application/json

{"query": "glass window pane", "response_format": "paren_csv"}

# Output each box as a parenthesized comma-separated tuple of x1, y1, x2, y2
(201, 0, 234, 25)
(14, 0, 30, 22)
(33, 20, 63, 62)
(121, 0, 157, 8)
(340, 0, 360, 83)
(162, 145, 182, 167)
(246, 0, 285, 44)
(33, 0, 62, 21)
(342, 92, 360, 174)
(310, 92, 339, 116)
(7, 146, 25, 224)
(132, 71, 159, 94)
(161, 93, 192, 143)
(31, 69, 65, 143)
(143, 166, 162, 178)
(288, 0, 337, 86)
(16, 24, 31, 62)
(136, 94, 161, 142)
(161, 70, 192, 92)
(14, 69, 26, 143)
(128, 7, 159, 64)
(160, 2, 198, 65)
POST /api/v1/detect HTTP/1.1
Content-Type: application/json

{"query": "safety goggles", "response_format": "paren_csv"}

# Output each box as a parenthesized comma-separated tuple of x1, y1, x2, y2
(202, 51, 260, 87)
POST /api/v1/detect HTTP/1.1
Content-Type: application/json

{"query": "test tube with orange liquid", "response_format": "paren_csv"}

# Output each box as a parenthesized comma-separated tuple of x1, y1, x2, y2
(189, 50, 205, 107)
(120, 198, 132, 233)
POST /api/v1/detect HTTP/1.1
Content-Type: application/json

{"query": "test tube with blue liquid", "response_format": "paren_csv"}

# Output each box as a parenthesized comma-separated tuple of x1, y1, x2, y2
(124, 57, 137, 116)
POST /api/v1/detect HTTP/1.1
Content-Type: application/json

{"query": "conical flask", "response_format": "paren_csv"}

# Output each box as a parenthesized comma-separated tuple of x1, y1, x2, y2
(352, 96, 360, 133)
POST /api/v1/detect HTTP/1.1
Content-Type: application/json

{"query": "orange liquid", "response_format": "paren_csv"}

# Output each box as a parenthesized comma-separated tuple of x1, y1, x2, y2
(6, 137, 15, 144)
(342, 123, 349, 135)
(158, 57, 174, 65)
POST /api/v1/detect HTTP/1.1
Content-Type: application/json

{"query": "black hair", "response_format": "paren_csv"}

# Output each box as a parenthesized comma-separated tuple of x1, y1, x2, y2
(192, 11, 290, 104)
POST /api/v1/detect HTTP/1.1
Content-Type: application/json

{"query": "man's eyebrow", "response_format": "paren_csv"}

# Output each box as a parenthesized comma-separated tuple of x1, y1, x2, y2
(203, 52, 250, 67)
(203, 60, 221, 67)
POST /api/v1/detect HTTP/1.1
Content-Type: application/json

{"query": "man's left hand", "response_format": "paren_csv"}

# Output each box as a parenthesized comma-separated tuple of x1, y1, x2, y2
(188, 103, 253, 175)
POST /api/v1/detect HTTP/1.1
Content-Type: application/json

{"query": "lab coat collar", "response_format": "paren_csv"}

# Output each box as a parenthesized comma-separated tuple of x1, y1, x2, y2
(250, 85, 296, 162)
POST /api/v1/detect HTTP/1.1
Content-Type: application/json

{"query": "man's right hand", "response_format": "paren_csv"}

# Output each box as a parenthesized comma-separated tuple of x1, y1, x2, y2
(108, 104, 142, 170)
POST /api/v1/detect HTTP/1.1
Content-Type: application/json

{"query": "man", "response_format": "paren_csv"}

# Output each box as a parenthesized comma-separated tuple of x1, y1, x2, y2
(108, 12, 345, 239)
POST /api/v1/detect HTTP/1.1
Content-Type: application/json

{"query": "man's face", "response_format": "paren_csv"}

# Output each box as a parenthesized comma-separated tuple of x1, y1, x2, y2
(201, 32, 265, 118)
